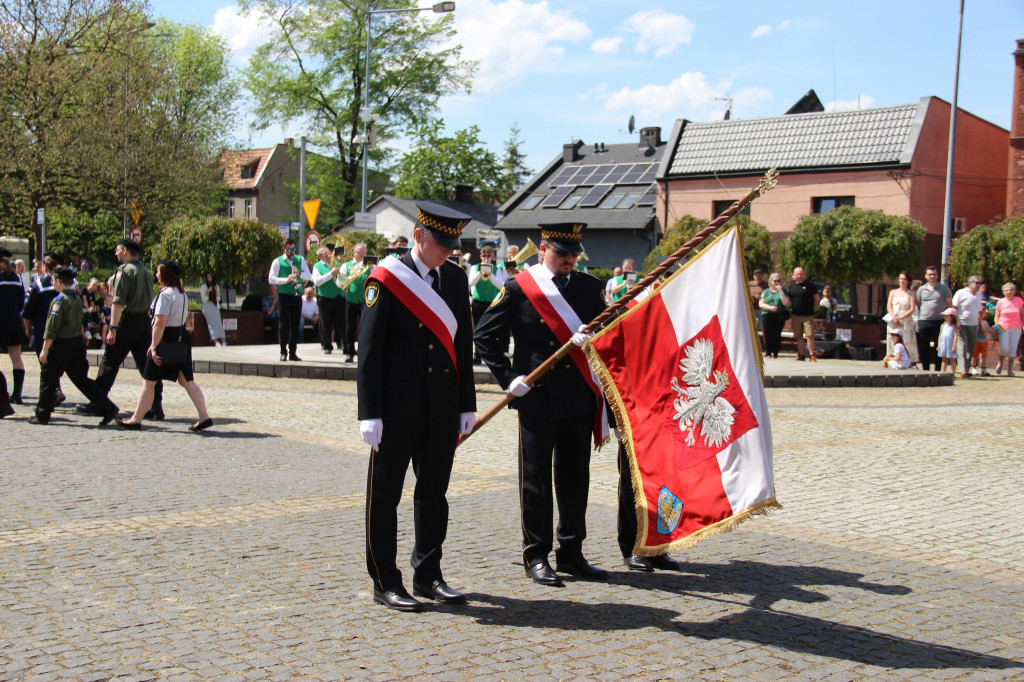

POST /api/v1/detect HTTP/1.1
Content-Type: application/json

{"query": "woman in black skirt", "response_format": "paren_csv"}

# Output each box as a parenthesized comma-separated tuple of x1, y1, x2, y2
(0, 248, 28, 407)
(117, 260, 212, 431)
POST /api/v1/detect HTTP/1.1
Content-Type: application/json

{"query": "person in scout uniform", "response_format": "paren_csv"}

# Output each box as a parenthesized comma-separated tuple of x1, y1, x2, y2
(268, 238, 311, 361)
(310, 245, 344, 355)
(357, 201, 477, 612)
(22, 253, 66, 409)
(473, 221, 609, 587)
(84, 238, 163, 420)
(338, 242, 371, 362)
(31, 267, 119, 425)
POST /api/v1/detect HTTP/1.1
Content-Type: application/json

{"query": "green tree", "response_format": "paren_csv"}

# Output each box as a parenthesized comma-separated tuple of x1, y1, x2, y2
(498, 123, 533, 203)
(643, 214, 773, 279)
(152, 216, 284, 285)
(44, 206, 122, 267)
(241, 0, 475, 225)
(949, 215, 1024, 288)
(775, 206, 926, 308)
(391, 121, 503, 202)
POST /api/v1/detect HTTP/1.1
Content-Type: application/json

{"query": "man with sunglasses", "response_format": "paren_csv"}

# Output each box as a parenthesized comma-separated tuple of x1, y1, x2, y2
(268, 239, 311, 361)
(474, 222, 609, 587)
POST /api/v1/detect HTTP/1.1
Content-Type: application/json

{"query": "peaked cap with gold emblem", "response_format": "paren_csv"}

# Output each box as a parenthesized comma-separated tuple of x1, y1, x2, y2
(539, 222, 587, 254)
(416, 200, 471, 249)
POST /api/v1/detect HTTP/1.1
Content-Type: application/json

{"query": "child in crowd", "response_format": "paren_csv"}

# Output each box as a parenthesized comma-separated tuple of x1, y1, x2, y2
(937, 307, 959, 374)
(882, 329, 911, 370)
(971, 316, 991, 376)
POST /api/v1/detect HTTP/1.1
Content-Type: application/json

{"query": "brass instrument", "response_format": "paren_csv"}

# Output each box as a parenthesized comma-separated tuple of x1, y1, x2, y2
(480, 262, 492, 281)
(337, 262, 369, 289)
(514, 238, 538, 265)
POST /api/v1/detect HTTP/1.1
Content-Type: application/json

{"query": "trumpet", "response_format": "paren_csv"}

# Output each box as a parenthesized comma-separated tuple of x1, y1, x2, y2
(480, 262, 493, 281)
(514, 238, 538, 265)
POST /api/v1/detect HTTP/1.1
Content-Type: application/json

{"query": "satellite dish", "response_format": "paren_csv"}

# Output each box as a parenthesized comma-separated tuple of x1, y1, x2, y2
(627, 115, 635, 134)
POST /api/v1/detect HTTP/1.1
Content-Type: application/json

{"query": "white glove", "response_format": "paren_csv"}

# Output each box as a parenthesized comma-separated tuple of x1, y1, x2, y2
(459, 412, 476, 435)
(571, 324, 592, 348)
(360, 418, 383, 451)
(508, 375, 532, 397)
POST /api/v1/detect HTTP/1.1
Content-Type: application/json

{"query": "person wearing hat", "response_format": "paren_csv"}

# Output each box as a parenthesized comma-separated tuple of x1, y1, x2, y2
(30, 267, 119, 425)
(117, 260, 212, 432)
(882, 328, 911, 370)
(357, 200, 477, 612)
(474, 222, 609, 587)
(83, 238, 164, 419)
(22, 253, 67, 408)
(268, 238, 312, 362)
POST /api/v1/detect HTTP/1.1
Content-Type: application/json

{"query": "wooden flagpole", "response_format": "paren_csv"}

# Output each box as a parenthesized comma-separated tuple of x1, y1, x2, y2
(460, 168, 779, 445)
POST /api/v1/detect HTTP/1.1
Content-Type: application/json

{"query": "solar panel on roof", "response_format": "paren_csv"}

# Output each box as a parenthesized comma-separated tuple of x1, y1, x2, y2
(621, 164, 648, 183)
(639, 164, 657, 182)
(636, 184, 657, 206)
(549, 167, 576, 186)
(604, 165, 629, 183)
(578, 184, 612, 207)
(541, 186, 572, 207)
(583, 165, 614, 185)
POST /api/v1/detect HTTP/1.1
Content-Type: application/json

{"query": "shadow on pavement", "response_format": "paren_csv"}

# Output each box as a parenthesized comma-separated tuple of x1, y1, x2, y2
(458, 559, 1023, 670)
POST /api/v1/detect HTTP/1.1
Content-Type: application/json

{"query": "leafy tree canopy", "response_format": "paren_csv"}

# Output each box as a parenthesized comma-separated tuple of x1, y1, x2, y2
(152, 216, 284, 285)
(949, 215, 1024, 289)
(644, 213, 773, 280)
(391, 120, 503, 202)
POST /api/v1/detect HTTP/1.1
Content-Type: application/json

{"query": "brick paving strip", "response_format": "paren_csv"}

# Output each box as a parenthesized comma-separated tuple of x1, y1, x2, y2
(1, 365, 1022, 679)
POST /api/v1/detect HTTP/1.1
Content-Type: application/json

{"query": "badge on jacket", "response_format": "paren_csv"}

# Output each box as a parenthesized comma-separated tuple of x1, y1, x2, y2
(365, 282, 380, 308)
(491, 286, 506, 307)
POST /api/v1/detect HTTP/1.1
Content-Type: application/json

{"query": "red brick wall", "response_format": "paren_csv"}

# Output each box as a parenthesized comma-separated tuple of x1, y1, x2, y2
(1008, 39, 1024, 218)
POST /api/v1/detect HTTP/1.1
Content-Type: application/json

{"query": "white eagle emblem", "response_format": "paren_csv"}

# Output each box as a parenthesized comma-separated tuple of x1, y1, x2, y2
(669, 338, 736, 448)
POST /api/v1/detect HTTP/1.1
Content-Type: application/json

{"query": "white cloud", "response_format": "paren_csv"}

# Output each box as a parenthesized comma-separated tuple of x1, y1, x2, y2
(622, 10, 694, 57)
(452, 0, 591, 94)
(603, 72, 772, 120)
(827, 95, 877, 111)
(211, 5, 275, 63)
(591, 36, 622, 55)
(578, 83, 609, 101)
(777, 20, 790, 31)
(751, 24, 772, 38)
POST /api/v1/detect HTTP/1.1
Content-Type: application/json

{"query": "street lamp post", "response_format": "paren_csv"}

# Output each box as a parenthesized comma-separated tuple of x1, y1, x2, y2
(341, 1, 455, 214)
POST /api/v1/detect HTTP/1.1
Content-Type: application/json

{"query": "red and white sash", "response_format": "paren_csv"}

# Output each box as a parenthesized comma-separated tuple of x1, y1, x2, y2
(517, 263, 609, 445)
(368, 257, 459, 374)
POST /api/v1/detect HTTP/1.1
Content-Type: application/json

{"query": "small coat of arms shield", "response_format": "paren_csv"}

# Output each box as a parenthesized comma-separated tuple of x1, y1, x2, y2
(364, 282, 380, 308)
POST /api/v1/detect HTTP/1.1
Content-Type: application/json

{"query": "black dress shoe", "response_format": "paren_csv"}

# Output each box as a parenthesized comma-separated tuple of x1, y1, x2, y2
(76, 403, 100, 415)
(189, 418, 214, 432)
(649, 554, 684, 572)
(53, 391, 66, 407)
(99, 405, 120, 426)
(116, 418, 142, 430)
(28, 415, 48, 425)
(624, 555, 653, 572)
(289, 354, 301, 362)
(144, 406, 164, 421)
(0, 402, 13, 418)
(524, 560, 563, 586)
(372, 587, 422, 612)
(280, 353, 287, 362)
(555, 554, 609, 580)
(413, 578, 466, 604)
(324, 348, 332, 355)
(10, 395, 23, 405)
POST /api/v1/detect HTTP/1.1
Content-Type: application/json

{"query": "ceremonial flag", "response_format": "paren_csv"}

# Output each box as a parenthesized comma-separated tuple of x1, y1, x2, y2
(585, 227, 779, 556)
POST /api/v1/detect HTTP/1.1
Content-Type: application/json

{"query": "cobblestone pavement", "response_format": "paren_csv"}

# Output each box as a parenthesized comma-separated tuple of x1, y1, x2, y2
(1, 362, 1023, 680)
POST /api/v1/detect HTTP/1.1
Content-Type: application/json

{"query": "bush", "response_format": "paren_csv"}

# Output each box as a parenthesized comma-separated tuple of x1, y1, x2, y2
(241, 292, 264, 312)
(949, 215, 1024, 289)
(75, 268, 117, 287)
(153, 216, 283, 285)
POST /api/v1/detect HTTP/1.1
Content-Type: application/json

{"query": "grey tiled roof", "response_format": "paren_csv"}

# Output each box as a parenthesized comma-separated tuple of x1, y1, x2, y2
(667, 101, 923, 176)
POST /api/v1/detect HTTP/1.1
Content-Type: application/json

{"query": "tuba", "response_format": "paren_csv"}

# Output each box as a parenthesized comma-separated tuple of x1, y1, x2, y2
(514, 238, 538, 265)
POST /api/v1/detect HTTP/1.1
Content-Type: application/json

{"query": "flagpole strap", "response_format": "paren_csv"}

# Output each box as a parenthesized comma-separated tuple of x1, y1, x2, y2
(458, 168, 778, 446)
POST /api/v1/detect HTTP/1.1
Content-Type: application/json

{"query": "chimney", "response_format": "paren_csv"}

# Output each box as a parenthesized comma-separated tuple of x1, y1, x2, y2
(283, 137, 295, 147)
(1008, 39, 1024, 217)
(639, 126, 662, 149)
(563, 139, 584, 163)
(454, 184, 474, 203)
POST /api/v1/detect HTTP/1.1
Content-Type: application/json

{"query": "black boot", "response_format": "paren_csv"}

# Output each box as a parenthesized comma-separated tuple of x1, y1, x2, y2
(11, 368, 24, 404)
(0, 392, 13, 418)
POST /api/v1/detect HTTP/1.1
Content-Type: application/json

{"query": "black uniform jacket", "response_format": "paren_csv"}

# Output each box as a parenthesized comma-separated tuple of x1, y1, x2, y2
(474, 269, 605, 420)
(357, 253, 476, 423)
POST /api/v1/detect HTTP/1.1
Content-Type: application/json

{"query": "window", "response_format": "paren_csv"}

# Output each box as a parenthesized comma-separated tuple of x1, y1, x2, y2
(226, 201, 234, 218)
(244, 199, 253, 219)
(812, 196, 855, 213)
(521, 195, 544, 210)
(617, 192, 642, 210)
(712, 199, 750, 218)
(600, 191, 626, 209)
(559, 194, 583, 209)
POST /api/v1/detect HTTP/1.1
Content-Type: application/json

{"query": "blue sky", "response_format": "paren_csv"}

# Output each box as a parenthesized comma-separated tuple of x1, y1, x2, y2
(150, 0, 1023, 174)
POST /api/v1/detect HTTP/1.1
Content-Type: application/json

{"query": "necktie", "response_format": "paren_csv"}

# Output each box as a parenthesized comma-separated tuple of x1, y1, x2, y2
(428, 269, 440, 293)
(554, 276, 569, 294)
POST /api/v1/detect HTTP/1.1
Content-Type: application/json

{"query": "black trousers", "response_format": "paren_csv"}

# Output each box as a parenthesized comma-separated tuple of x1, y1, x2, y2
(343, 300, 361, 356)
(517, 410, 594, 565)
(617, 444, 638, 558)
(278, 293, 301, 354)
(917, 319, 943, 371)
(762, 313, 783, 357)
(319, 296, 345, 351)
(37, 337, 115, 421)
(365, 417, 458, 591)
(95, 312, 162, 407)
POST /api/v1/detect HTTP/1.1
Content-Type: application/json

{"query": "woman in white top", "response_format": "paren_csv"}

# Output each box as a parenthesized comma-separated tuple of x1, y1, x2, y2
(118, 260, 212, 431)
(199, 272, 226, 346)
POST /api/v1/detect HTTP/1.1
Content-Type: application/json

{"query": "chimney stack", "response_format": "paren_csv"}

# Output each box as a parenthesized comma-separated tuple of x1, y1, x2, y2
(639, 126, 662, 149)
(283, 137, 295, 147)
(1008, 39, 1024, 217)
(454, 184, 474, 203)
(563, 140, 584, 163)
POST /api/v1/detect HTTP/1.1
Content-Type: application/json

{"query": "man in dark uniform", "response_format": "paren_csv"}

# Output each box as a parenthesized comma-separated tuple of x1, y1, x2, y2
(358, 201, 477, 612)
(22, 253, 65, 407)
(30, 267, 118, 425)
(268, 238, 311, 361)
(474, 222, 608, 587)
(82, 239, 163, 418)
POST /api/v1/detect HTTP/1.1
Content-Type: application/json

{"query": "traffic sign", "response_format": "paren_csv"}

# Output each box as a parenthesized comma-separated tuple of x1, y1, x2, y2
(129, 226, 142, 243)
(354, 212, 376, 231)
(129, 201, 144, 227)
(302, 199, 321, 231)
(305, 230, 320, 252)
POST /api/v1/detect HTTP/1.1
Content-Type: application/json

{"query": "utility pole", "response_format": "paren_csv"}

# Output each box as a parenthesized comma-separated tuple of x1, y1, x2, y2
(940, 0, 965, 286)
(299, 136, 307, 256)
